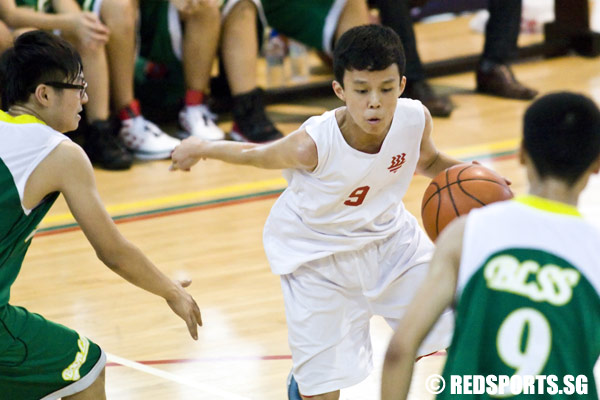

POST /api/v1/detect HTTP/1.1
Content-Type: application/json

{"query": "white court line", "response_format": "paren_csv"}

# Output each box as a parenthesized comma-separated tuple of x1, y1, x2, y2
(107, 353, 251, 400)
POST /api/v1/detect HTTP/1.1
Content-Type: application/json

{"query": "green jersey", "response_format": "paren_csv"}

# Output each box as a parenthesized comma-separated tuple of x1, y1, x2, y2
(439, 196, 600, 399)
(0, 111, 106, 400)
(0, 111, 66, 305)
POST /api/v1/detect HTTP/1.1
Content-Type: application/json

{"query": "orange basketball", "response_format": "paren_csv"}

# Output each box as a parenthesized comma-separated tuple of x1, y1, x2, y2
(421, 164, 513, 241)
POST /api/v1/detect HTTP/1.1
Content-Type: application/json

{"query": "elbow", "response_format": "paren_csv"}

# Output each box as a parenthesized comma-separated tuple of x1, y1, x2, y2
(95, 241, 133, 271)
(96, 249, 121, 271)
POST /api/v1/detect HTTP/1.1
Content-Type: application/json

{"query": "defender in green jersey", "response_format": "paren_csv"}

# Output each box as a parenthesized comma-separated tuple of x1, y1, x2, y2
(382, 91, 600, 400)
(0, 31, 201, 400)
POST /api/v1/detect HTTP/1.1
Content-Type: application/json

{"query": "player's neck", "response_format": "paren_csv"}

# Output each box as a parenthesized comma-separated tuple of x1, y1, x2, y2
(335, 108, 390, 154)
(527, 180, 582, 207)
(8, 104, 44, 122)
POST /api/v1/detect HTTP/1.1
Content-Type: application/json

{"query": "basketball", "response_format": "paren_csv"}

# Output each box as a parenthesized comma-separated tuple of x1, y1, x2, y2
(421, 164, 513, 241)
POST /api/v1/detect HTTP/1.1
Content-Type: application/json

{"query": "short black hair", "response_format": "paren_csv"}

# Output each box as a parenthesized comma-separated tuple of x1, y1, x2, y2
(0, 30, 82, 109)
(333, 24, 406, 86)
(523, 92, 600, 186)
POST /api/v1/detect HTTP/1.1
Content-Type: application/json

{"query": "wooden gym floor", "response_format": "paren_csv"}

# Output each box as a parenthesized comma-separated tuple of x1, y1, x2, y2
(12, 14, 600, 400)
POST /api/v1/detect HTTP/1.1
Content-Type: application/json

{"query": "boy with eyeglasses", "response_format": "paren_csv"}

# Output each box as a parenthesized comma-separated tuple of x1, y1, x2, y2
(0, 30, 202, 400)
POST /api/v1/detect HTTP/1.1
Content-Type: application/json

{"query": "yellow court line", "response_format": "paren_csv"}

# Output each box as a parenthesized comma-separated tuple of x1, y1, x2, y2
(42, 178, 286, 225)
(42, 138, 520, 226)
(445, 138, 519, 158)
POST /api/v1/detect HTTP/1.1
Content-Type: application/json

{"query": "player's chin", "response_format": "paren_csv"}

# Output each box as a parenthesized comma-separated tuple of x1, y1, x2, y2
(363, 122, 385, 135)
(65, 118, 80, 133)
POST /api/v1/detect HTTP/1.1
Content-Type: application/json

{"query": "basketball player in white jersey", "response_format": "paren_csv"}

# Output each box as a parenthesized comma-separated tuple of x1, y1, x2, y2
(0, 30, 201, 399)
(172, 24, 464, 399)
(382, 92, 600, 400)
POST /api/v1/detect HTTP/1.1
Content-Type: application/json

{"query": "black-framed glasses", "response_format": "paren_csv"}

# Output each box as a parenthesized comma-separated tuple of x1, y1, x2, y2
(44, 81, 88, 99)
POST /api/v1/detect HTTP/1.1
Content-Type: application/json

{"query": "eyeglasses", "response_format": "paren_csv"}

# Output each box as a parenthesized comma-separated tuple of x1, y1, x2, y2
(44, 81, 88, 99)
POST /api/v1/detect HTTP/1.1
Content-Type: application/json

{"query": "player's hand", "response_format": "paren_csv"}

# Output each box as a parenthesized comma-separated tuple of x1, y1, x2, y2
(471, 160, 512, 186)
(170, 137, 208, 171)
(70, 12, 109, 49)
(165, 279, 202, 340)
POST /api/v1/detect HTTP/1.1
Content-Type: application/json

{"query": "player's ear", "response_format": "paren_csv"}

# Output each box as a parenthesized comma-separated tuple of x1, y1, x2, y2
(399, 76, 406, 96)
(332, 80, 345, 102)
(33, 84, 51, 107)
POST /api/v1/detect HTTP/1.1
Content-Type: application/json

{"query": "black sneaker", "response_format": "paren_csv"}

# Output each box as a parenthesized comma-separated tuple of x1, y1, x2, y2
(230, 88, 283, 143)
(84, 119, 133, 170)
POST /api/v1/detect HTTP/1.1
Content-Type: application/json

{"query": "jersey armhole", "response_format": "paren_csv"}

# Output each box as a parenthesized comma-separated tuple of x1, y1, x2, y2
(304, 124, 324, 175)
(19, 135, 69, 215)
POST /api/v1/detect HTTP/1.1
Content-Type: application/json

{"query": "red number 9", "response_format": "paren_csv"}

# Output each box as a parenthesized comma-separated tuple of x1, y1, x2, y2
(344, 186, 370, 206)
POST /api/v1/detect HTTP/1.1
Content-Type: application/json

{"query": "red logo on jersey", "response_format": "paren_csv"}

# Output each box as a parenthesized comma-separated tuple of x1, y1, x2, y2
(388, 153, 406, 173)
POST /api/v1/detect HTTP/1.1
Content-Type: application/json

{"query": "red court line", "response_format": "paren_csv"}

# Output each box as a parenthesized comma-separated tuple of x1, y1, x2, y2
(36, 192, 282, 238)
(105, 351, 446, 368)
(106, 354, 292, 367)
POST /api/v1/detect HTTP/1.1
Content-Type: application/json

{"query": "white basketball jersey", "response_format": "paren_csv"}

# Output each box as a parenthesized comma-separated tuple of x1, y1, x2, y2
(264, 99, 426, 274)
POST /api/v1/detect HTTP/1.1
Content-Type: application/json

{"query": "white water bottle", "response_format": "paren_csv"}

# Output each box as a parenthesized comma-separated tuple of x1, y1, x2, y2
(288, 39, 309, 82)
(264, 29, 286, 87)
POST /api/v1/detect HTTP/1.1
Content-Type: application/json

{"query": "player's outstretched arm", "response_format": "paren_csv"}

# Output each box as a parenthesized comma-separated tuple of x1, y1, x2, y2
(170, 129, 318, 172)
(26, 142, 202, 339)
(381, 217, 465, 400)
(416, 105, 462, 179)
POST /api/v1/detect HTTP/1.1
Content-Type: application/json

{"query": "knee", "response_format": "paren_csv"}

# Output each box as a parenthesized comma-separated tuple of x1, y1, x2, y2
(227, 0, 257, 22)
(100, 0, 136, 32)
(180, 2, 221, 23)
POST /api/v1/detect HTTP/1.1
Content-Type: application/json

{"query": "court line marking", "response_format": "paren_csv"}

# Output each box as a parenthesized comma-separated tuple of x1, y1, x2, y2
(36, 191, 282, 237)
(37, 146, 519, 233)
(105, 351, 445, 367)
(106, 352, 251, 400)
(42, 177, 285, 225)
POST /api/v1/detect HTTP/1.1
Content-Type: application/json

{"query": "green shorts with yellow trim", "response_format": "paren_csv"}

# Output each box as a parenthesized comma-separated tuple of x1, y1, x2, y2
(262, 0, 347, 54)
(0, 304, 105, 400)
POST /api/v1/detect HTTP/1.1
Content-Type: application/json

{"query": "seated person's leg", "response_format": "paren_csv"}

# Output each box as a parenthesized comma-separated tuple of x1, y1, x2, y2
(476, 0, 538, 100)
(373, 0, 453, 117)
(333, 0, 369, 44)
(102, 0, 181, 161)
(178, 3, 225, 140)
(47, 0, 133, 170)
(0, 21, 13, 54)
(221, 0, 282, 143)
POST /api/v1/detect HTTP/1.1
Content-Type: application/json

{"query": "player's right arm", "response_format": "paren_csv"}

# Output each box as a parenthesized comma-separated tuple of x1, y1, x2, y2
(23, 141, 202, 339)
(381, 216, 465, 400)
(170, 128, 318, 172)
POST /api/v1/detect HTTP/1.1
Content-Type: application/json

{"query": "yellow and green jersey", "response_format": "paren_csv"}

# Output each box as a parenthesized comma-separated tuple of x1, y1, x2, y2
(0, 111, 67, 306)
(439, 196, 600, 399)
